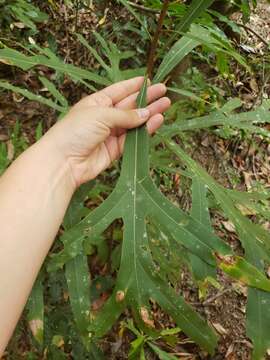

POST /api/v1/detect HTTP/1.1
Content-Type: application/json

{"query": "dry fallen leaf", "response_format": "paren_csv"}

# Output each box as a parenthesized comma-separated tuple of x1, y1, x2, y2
(232, 282, 248, 297)
(7, 140, 14, 161)
(0, 134, 9, 141)
(250, 78, 259, 93)
(225, 343, 235, 359)
(222, 221, 236, 233)
(212, 322, 228, 335)
(243, 171, 253, 190)
(13, 22, 25, 29)
(140, 307, 155, 328)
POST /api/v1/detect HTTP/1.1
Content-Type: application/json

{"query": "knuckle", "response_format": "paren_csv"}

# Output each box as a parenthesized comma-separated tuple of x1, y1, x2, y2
(91, 92, 113, 107)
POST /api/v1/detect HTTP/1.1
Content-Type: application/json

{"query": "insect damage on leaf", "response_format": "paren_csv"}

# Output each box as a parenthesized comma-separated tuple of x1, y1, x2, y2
(29, 319, 43, 343)
(116, 290, 126, 303)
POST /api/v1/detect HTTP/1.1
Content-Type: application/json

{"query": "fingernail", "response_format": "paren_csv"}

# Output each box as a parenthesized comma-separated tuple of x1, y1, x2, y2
(137, 108, 150, 120)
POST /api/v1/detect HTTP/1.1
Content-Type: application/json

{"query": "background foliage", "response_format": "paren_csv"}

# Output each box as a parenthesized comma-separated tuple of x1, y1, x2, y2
(0, 0, 270, 359)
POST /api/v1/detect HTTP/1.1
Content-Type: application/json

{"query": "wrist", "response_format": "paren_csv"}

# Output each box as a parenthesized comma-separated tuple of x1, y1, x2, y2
(26, 136, 77, 195)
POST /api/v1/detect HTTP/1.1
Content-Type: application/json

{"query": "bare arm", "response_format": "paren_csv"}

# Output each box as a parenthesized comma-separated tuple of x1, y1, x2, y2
(0, 77, 170, 354)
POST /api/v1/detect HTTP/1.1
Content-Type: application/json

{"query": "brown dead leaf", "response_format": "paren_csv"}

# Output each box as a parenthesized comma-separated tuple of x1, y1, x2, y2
(0, 134, 9, 141)
(250, 78, 259, 93)
(140, 307, 155, 328)
(232, 282, 248, 297)
(201, 136, 210, 147)
(13, 22, 25, 29)
(243, 171, 253, 190)
(222, 221, 236, 233)
(212, 322, 228, 335)
(225, 343, 235, 359)
(12, 93, 24, 103)
(7, 140, 14, 161)
(63, 291, 69, 301)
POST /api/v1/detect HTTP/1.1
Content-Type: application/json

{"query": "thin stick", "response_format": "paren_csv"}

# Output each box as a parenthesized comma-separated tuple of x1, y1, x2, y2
(147, 0, 170, 79)
(127, 1, 159, 14)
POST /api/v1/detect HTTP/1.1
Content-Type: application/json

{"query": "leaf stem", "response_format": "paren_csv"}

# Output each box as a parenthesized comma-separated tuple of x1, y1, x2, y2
(147, 0, 170, 79)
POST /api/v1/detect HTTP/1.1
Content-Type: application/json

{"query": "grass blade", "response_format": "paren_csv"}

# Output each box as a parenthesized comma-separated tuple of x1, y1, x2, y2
(27, 276, 44, 345)
(190, 177, 216, 281)
(154, 36, 199, 83)
(0, 81, 66, 113)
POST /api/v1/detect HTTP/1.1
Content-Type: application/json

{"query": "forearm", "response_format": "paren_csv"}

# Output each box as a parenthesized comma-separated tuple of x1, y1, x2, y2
(0, 138, 75, 354)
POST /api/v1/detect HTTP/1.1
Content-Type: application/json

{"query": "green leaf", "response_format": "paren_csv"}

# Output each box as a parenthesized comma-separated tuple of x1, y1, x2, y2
(148, 342, 178, 360)
(168, 87, 205, 102)
(65, 253, 92, 348)
(0, 47, 110, 89)
(129, 336, 146, 360)
(176, 0, 214, 33)
(161, 100, 270, 136)
(77, 32, 144, 83)
(0, 81, 66, 112)
(39, 76, 69, 110)
(117, 0, 150, 38)
(189, 177, 216, 281)
(55, 78, 222, 354)
(63, 183, 95, 349)
(154, 34, 200, 83)
(167, 0, 214, 47)
(160, 327, 181, 336)
(163, 139, 270, 264)
(246, 289, 270, 360)
(219, 256, 270, 292)
(27, 276, 44, 344)
(0, 143, 9, 176)
(162, 138, 270, 359)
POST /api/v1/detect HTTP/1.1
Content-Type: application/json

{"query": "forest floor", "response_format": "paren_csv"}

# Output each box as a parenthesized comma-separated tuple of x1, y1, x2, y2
(0, 1, 270, 359)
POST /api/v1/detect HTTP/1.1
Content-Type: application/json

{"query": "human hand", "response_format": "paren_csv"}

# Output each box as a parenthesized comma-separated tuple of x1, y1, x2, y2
(43, 77, 170, 188)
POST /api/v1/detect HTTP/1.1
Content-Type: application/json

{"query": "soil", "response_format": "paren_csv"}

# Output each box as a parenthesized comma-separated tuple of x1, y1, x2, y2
(0, 1, 270, 359)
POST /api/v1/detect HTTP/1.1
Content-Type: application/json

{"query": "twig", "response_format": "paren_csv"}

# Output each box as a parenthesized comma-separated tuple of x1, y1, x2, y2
(236, 22, 269, 47)
(147, 0, 170, 79)
(127, 1, 159, 14)
(75, 0, 80, 32)
(202, 287, 232, 306)
(191, 287, 232, 307)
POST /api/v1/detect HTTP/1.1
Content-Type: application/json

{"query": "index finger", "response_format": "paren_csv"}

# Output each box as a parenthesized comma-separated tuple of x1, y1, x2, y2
(100, 76, 147, 104)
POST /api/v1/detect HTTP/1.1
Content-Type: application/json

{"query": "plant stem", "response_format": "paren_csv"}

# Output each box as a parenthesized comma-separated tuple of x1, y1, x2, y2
(127, 1, 159, 14)
(147, 0, 170, 79)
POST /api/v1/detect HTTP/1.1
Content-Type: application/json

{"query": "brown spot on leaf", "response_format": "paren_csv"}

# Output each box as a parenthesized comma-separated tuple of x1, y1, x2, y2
(115, 290, 125, 303)
(29, 319, 43, 343)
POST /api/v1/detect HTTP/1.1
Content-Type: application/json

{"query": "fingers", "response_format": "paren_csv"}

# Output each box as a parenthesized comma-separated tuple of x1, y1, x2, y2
(116, 113, 164, 157)
(115, 83, 167, 110)
(110, 96, 171, 137)
(147, 96, 171, 117)
(146, 114, 164, 134)
(96, 106, 151, 130)
(100, 76, 146, 104)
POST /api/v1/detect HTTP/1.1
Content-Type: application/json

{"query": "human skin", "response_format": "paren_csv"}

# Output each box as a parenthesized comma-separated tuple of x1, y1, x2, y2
(0, 76, 170, 355)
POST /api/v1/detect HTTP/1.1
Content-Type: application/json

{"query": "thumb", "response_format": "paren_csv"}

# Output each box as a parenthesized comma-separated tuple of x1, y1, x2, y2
(96, 107, 150, 129)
